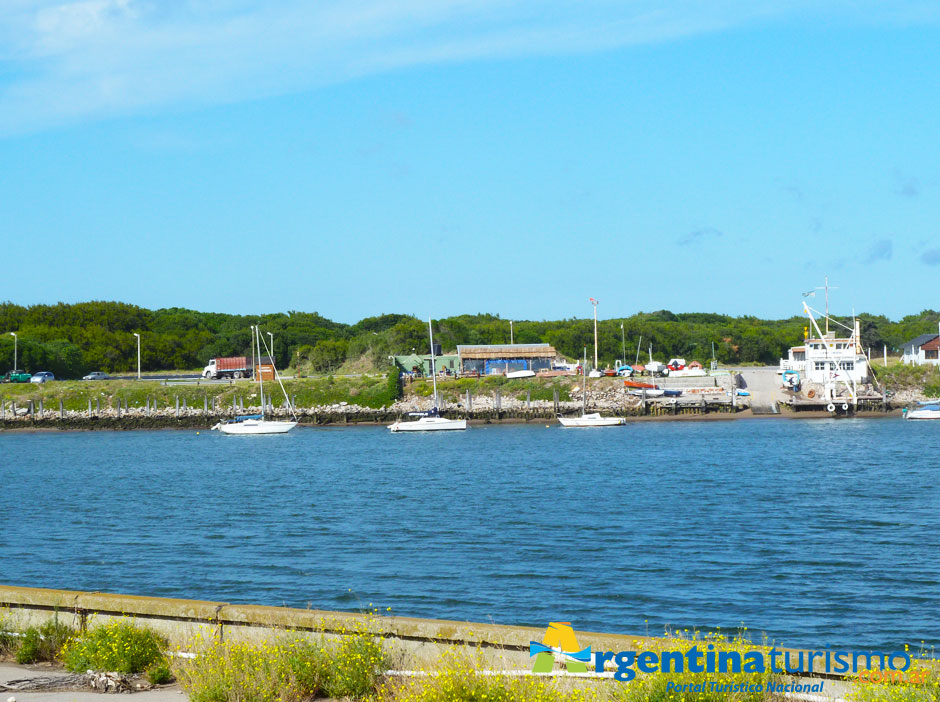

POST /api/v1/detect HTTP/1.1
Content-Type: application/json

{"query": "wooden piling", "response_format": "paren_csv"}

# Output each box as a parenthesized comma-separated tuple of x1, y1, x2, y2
(59, 399, 64, 419)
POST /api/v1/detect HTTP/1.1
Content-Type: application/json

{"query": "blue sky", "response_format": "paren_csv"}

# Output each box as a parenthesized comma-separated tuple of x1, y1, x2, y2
(1, 1, 938, 323)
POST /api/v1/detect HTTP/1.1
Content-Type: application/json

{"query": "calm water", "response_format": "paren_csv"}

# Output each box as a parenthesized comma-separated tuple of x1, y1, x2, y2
(2, 419, 939, 651)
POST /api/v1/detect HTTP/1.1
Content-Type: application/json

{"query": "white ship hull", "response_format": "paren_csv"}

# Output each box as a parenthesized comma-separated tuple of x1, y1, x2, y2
(558, 413, 625, 427)
(388, 417, 467, 432)
(218, 419, 298, 434)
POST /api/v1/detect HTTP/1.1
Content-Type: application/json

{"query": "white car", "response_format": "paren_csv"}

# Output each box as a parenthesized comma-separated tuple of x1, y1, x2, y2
(30, 371, 55, 383)
(82, 371, 110, 381)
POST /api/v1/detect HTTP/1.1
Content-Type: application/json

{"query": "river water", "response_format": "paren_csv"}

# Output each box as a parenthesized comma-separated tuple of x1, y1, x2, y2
(2, 418, 938, 651)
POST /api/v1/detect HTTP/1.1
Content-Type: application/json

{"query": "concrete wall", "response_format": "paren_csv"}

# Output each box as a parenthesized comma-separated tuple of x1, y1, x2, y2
(0, 585, 645, 668)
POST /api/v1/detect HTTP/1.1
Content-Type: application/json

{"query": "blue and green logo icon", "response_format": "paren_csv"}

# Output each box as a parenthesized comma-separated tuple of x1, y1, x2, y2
(530, 622, 592, 673)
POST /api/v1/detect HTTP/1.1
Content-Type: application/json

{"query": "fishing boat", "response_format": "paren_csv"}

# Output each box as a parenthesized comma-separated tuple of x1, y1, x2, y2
(903, 402, 940, 420)
(214, 325, 298, 435)
(389, 318, 467, 432)
(558, 349, 625, 427)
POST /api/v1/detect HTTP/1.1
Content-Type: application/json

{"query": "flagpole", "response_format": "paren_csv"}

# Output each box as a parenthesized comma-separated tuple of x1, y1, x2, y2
(620, 322, 626, 366)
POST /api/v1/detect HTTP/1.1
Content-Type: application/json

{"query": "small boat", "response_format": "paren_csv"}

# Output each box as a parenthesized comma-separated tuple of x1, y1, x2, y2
(506, 369, 536, 379)
(558, 412, 625, 427)
(216, 414, 297, 435)
(667, 367, 707, 378)
(558, 349, 625, 427)
(624, 380, 657, 389)
(628, 389, 664, 397)
(389, 408, 467, 432)
(389, 318, 467, 433)
(903, 403, 940, 420)
(662, 389, 682, 397)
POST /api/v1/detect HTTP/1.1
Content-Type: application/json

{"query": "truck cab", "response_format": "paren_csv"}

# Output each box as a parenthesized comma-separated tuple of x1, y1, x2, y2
(2, 369, 31, 383)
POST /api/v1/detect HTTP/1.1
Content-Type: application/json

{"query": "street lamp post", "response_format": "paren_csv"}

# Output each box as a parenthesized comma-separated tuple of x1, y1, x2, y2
(10, 332, 16, 370)
(509, 320, 513, 345)
(133, 333, 141, 380)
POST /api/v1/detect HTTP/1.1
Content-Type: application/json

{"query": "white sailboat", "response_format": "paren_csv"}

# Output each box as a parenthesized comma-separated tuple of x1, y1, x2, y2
(389, 318, 467, 432)
(214, 325, 298, 435)
(558, 349, 625, 427)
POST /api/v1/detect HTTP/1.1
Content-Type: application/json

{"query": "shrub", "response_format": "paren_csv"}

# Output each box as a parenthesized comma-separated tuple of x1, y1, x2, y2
(15, 618, 74, 664)
(383, 651, 593, 702)
(147, 660, 175, 685)
(175, 631, 385, 702)
(850, 675, 940, 702)
(387, 367, 403, 403)
(61, 620, 167, 674)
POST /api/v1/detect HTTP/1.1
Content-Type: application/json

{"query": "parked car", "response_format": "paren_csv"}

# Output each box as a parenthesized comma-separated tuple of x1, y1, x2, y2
(30, 371, 55, 383)
(83, 371, 110, 381)
(1, 369, 31, 383)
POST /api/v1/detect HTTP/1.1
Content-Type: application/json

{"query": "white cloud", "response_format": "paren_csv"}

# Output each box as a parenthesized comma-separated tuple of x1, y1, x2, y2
(0, 0, 937, 135)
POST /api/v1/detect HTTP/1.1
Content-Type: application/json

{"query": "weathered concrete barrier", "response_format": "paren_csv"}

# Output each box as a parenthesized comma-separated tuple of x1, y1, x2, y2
(0, 585, 640, 667)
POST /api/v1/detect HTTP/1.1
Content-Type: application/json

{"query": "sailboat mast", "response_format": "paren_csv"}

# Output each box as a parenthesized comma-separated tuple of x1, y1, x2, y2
(582, 347, 587, 414)
(256, 325, 265, 417)
(428, 317, 438, 409)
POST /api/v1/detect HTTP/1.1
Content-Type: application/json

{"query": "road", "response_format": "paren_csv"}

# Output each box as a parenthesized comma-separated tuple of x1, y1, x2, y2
(0, 663, 186, 702)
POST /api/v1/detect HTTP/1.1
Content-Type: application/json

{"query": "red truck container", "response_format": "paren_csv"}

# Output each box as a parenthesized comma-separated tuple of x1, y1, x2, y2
(203, 356, 252, 379)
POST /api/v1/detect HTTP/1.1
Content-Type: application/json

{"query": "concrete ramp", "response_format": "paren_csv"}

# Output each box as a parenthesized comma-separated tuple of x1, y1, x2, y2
(735, 367, 786, 414)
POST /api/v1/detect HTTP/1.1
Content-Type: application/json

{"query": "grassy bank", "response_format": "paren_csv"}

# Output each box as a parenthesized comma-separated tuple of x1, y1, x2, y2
(407, 375, 576, 403)
(872, 363, 940, 398)
(0, 370, 401, 411)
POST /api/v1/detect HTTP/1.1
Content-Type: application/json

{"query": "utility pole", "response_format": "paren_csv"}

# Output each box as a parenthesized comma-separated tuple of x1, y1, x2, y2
(590, 298, 599, 369)
(10, 332, 16, 370)
(509, 320, 513, 345)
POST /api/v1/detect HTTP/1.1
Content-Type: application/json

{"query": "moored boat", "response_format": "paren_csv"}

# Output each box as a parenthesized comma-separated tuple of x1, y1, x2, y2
(903, 402, 940, 420)
(389, 318, 467, 433)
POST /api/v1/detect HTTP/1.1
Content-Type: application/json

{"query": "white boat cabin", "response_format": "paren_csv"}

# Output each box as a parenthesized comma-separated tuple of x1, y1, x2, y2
(779, 330, 869, 384)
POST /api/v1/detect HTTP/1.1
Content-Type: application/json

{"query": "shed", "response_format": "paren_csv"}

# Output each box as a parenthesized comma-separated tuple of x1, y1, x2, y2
(457, 343, 556, 375)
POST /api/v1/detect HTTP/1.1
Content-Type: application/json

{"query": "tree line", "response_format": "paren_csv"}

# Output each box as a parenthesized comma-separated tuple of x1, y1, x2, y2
(1, 301, 938, 378)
